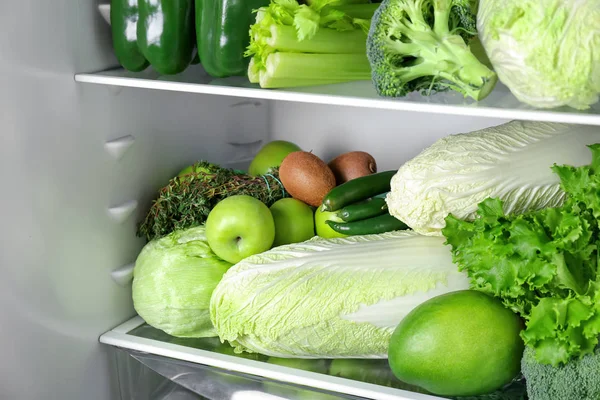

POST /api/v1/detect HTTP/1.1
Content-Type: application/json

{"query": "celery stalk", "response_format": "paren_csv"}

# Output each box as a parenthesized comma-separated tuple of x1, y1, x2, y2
(259, 72, 351, 88)
(265, 52, 371, 81)
(267, 25, 368, 54)
(248, 58, 260, 83)
(329, 3, 380, 19)
(306, 0, 372, 6)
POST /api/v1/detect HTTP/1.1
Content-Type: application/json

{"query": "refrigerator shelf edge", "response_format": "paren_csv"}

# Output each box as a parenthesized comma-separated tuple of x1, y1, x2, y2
(75, 66, 600, 126)
(100, 316, 441, 400)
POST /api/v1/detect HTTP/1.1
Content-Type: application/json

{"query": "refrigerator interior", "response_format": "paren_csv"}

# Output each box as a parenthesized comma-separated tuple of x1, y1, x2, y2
(2, 1, 599, 400)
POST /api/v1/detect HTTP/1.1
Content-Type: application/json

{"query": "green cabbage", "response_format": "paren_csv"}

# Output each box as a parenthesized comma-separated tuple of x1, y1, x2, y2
(477, 0, 600, 109)
(386, 121, 600, 236)
(133, 226, 232, 338)
(210, 231, 469, 358)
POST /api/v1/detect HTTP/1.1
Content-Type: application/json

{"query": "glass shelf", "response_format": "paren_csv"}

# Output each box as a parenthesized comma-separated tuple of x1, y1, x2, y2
(100, 316, 526, 400)
(76, 65, 600, 126)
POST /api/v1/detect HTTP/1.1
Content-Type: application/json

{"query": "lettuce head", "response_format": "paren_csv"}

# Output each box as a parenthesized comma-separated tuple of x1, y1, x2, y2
(477, 0, 600, 110)
(133, 226, 232, 338)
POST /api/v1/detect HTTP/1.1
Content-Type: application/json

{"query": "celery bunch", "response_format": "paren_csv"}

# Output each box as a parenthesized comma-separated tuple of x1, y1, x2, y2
(246, 0, 378, 88)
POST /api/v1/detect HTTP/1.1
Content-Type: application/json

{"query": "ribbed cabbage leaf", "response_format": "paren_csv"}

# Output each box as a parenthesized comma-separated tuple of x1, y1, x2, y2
(387, 121, 600, 236)
(210, 231, 469, 358)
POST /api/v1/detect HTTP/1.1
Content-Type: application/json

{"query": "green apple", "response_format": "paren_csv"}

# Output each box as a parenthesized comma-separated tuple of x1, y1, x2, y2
(248, 140, 301, 176)
(177, 163, 214, 177)
(177, 165, 195, 176)
(270, 198, 315, 247)
(206, 195, 275, 264)
(314, 208, 348, 239)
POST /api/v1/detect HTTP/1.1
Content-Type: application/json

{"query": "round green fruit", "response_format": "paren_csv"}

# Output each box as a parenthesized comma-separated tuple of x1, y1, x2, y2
(270, 198, 315, 247)
(177, 164, 213, 177)
(248, 140, 301, 176)
(314, 208, 347, 239)
(206, 195, 275, 264)
(388, 290, 524, 397)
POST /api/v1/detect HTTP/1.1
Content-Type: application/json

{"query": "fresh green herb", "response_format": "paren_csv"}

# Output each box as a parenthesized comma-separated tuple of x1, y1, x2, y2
(137, 162, 287, 241)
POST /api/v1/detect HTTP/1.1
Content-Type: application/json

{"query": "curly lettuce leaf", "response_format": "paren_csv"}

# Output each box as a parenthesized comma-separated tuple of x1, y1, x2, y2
(443, 144, 600, 366)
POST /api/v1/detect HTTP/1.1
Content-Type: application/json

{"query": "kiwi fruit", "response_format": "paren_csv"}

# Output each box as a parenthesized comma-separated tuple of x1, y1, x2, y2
(279, 151, 336, 207)
(328, 151, 377, 185)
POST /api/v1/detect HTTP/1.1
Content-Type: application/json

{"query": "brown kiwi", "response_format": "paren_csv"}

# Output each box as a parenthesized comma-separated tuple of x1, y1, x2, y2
(328, 151, 377, 185)
(279, 151, 336, 207)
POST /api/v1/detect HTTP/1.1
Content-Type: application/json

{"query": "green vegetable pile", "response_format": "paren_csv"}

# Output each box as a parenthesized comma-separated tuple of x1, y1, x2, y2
(110, 0, 600, 109)
(443, 144, 600, 367)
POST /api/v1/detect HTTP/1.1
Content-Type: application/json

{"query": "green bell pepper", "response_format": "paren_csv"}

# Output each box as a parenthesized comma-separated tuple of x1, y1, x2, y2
(137, 0, 196, 75)
(110, 0, 149, 72)
(196, 0, 270, 78)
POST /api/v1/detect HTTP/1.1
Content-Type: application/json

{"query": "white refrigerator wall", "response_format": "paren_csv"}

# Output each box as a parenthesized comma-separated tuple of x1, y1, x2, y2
(1, 1, 512, 400)
(1, 1, 267, 399)
(269, 102, 509, 166)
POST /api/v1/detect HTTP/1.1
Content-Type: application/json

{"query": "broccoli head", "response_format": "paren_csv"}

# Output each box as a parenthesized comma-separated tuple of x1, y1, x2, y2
(521, 345, 600, 400)
(366, 0, 497, 100)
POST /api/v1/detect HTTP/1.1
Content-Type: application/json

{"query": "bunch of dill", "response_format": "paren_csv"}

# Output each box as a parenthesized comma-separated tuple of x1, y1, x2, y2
(137, 161, 288, 242)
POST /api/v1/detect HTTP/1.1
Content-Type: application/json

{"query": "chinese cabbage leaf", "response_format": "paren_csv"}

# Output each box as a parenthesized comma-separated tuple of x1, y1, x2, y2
(210, 231, 469, 358)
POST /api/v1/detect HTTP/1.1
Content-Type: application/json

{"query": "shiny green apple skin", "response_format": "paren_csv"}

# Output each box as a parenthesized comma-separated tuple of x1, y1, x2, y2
(314, 208, 348, 239)
(248, 140, 301, 176)
(270, 198, 315, 247)
(206, 195, 275, 264)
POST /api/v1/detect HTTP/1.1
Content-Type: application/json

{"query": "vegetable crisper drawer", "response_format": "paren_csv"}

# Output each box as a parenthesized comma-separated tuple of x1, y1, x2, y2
(102, 317, 526, 400)
(112, 347, 363, 400)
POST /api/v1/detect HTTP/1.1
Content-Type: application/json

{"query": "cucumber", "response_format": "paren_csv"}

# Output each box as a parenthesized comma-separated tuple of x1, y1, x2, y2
(339, 197, 388, 222)
(326, 213, 407, 236)
(322, 171, 396, 212)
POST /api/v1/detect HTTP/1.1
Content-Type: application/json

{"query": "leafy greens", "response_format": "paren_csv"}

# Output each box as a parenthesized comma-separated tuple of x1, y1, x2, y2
(386, 121, 600, 236)
(133, 226, 232, 338)
(443, 144, 600, 366)
(210, 231, 469, 358)
(477, 0, 600, 110)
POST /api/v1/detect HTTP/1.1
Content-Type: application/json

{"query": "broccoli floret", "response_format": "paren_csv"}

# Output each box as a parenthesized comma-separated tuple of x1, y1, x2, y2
(366, 0, 497, 100)
(521, 345, 600, 400)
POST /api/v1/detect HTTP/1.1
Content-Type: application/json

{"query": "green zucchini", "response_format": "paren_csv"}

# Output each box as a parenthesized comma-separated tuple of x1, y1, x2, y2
(322, 171, 396, 212)
(339, 197, 388, 222)
(326, 213, 407, 236)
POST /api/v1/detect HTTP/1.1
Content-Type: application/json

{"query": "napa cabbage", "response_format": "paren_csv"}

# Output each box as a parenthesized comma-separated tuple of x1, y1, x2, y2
(210, 231, 469, 358)
(477, 0, 600, 110)
(386, 121, 600, 236)
(133, 226, 232, 338)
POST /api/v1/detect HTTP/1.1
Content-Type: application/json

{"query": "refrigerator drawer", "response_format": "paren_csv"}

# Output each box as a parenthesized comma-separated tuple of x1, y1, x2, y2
(113, 347, 364, 400)
(102, 317, 526, 400)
